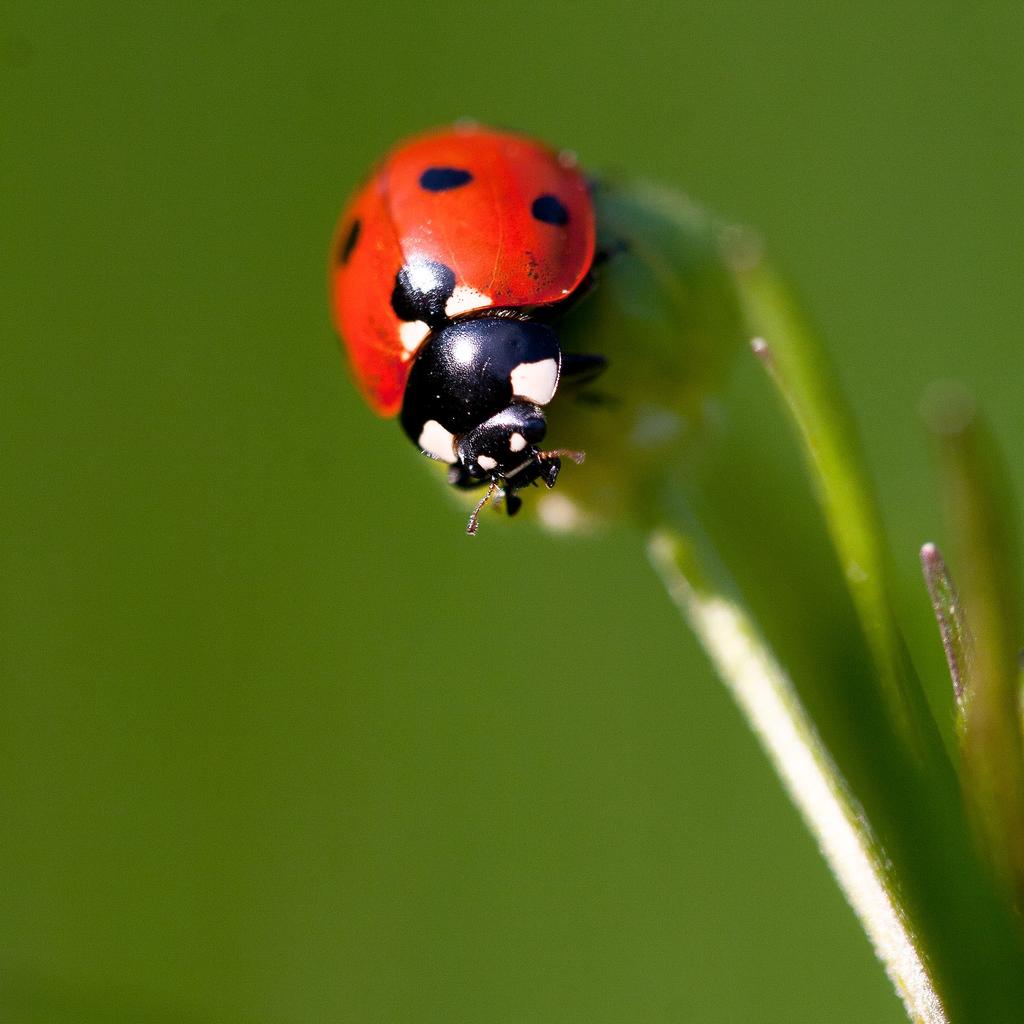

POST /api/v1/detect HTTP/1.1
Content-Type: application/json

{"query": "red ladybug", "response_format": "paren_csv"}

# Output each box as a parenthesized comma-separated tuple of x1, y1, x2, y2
(329, 124, 603, 532)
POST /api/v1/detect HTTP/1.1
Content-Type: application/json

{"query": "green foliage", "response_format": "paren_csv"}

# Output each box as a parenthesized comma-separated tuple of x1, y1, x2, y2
(540, 180, 1024, 1022)
(924, 391, 1024, 908)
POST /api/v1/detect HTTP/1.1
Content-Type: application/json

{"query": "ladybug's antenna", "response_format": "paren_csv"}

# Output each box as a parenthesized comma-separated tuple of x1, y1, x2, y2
(466, 481, 499, 536)
(542, 448, 586, 465)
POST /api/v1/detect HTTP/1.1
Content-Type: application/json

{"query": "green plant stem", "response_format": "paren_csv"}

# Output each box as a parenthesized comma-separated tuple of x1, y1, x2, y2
(649, 528, 946, 1024)
(672, 250, 1024, 1021)
(735, 261, 922, 748)
(550, 181, 1024, 1018)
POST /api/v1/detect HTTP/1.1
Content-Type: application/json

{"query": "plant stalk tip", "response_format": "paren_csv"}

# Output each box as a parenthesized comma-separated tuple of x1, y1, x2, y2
(918, 541, 971, 707)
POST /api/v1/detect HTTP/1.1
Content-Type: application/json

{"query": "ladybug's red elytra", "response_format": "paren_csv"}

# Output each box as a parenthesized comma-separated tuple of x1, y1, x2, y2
(329, 124, 605, 533)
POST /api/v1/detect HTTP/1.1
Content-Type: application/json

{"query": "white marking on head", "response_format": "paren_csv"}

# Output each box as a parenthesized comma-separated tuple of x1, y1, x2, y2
(510, 358, 559, 405)
(417, 420, 457, 463)
(509, 432, 527, 452)
(477, 455, 497, 472)
(445, 285, 491, 318)
(399, 319, 430, 353)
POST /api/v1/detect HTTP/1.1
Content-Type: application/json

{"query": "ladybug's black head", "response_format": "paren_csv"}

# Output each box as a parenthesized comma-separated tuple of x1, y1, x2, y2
(400, 316, 583, 530)
(456, 401, 559, 486)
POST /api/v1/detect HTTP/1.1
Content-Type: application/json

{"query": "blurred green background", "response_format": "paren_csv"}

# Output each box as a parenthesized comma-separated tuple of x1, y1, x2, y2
(4, 3, 1023, 1021)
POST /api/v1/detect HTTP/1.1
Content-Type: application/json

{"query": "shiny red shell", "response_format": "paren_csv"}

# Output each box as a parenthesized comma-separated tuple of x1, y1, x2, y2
(330, 125, 596, 416)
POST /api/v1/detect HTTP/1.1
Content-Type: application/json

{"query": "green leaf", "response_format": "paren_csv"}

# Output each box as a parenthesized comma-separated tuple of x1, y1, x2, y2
(505, 178, 1024, 1020)
(924, 385, 1024, 906)
(733, 262, 928, 752)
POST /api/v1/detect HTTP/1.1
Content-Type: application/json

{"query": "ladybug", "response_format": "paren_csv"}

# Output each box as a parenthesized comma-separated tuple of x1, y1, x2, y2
(329, 123, 606, 533)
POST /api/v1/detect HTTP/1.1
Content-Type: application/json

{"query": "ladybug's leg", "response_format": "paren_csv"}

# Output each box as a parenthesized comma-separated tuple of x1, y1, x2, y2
(501, 491, 523, 518)
(591, 237, 629, 269)
(561, 355, 615, 408)
(500, 455, 561, 517)
(560, 352, 607, 384)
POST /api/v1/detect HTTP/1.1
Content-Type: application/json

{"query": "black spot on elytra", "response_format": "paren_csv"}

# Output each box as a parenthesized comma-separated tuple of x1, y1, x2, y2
(531, 194, 569, 226)
(338, 219, 361, 264)
(419, 167, 473, 191)
(391, 259, 456, 327)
